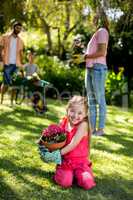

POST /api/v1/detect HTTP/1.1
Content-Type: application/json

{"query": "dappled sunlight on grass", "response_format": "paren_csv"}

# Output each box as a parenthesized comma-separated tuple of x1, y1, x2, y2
(23, 173, 52, 188)
(8, 131, 22, 142)
(89, 105, 133, 199)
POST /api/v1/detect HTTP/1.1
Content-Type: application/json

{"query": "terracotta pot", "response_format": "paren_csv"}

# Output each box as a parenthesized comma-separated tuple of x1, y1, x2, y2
(42, 140, 66, 151)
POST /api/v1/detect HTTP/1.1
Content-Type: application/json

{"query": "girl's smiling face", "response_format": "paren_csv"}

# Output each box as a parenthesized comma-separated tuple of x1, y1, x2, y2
(67, 104, 87, 126)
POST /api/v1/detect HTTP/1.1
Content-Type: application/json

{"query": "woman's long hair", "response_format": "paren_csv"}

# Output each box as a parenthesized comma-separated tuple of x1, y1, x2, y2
(97, 9, 109, 32)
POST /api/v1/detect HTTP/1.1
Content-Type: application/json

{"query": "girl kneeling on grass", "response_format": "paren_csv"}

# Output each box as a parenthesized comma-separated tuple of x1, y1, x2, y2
(38, 95, 96, 190)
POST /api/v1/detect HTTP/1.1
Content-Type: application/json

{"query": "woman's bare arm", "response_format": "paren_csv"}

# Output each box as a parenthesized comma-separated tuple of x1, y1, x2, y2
(85, 43, 107, 59)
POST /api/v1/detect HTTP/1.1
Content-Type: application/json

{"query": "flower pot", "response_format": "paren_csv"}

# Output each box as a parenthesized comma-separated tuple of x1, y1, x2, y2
(42, 140, 66, 151)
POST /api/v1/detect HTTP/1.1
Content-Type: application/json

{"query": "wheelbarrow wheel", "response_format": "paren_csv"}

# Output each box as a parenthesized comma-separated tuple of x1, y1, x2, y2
(15, 87, 25, 105)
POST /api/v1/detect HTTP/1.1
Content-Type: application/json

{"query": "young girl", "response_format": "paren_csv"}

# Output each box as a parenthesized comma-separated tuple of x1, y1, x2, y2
(39, 96, 96, 190)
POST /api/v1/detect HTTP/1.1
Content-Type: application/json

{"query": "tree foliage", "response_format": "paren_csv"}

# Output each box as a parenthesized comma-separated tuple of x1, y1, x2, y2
(1, 0, 133, 74)
(25, 0, 89, 58)
(0, 0, 26, 33)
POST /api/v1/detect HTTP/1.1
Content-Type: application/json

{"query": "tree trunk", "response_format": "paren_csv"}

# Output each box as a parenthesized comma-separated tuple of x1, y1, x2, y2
(41, 18, 52, 55)
(33, 4, 53, 55)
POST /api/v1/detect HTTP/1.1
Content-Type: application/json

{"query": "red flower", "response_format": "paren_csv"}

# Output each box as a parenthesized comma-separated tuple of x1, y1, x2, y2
(40, 124, 66, 143)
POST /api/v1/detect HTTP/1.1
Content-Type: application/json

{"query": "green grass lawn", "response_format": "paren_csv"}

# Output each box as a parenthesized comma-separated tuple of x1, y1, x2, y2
(0, 99, 133, 200)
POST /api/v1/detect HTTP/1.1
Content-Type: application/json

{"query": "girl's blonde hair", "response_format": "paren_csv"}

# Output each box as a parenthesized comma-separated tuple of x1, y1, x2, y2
(67, 96, 91, 131)
(67, 96, 87, 112)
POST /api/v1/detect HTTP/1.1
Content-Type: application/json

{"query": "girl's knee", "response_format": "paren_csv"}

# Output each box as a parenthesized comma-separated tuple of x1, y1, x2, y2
(54, 170, 73, 188)
(77, 171, 96, 190)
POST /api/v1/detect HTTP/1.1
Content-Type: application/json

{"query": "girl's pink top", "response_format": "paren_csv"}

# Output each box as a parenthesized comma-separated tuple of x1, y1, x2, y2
(60, 117, 89, 161)
(85, 28, 109, 68)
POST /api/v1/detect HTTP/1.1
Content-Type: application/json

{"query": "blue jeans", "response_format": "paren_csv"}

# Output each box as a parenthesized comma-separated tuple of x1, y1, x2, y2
(3, 64, 17, 85)
(85, 63, 107, 129)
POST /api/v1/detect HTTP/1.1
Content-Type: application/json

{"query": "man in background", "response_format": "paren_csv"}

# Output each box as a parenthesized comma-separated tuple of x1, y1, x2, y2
(0, 21, 24, 105)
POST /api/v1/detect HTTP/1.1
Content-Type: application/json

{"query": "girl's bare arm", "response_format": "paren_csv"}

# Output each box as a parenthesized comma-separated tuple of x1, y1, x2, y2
(61, 121, 88, 155)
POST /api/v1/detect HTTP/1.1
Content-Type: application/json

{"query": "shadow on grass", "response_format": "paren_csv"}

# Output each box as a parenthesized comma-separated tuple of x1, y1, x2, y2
(0, 106, 60, 135)
(93, 176, 133, 200)
(0, 176, 21, 200)
(0, 158, 54, 179)
(0, 158, 133, 200)
(98, 107, 133, 157)
(93, 133, 133, 157)
(0, 158, 54, 199)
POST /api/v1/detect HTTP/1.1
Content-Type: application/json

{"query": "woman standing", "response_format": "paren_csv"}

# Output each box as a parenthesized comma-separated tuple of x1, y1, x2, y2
(85, 9, 109, 136)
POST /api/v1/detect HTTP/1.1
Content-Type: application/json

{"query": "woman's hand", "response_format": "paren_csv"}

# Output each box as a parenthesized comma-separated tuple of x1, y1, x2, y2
(84, 54, 89, 60)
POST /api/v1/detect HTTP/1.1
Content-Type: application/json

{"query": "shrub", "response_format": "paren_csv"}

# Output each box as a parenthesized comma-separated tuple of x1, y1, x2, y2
(105, 68, 128, 106)
(36, 55, 85, 98)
